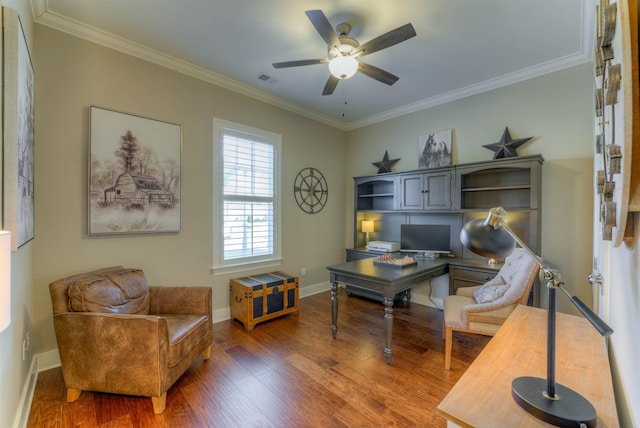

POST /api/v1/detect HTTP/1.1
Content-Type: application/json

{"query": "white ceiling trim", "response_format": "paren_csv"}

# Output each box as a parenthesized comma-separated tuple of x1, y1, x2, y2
(31, 0, 595, 132)
(30, 4, 347, 129)
(345, 51, 592, 131)
(346, 0, 595, 130)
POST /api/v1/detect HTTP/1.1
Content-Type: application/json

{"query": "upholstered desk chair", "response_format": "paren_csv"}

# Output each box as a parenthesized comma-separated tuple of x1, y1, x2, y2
(443, 248, 539, 370)
(49, 266, 213, 413)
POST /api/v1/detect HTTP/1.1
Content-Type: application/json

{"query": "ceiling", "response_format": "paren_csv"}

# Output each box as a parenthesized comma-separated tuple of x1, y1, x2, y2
(31, 0, 594, 130)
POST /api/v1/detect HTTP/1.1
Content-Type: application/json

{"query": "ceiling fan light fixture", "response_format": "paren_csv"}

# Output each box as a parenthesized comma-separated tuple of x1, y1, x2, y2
(328, 55, 358, 80)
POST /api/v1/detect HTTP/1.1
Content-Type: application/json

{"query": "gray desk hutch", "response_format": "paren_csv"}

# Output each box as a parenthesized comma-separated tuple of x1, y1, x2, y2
(346, 154, 543, 305)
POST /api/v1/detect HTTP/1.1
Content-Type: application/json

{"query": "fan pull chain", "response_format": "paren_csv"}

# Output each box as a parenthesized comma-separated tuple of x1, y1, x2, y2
(340, 86, 348, 119)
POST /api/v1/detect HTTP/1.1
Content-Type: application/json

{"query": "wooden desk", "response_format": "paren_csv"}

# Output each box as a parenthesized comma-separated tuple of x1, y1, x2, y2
(326, 257, 448, 364)
(437, 305, 618, 427)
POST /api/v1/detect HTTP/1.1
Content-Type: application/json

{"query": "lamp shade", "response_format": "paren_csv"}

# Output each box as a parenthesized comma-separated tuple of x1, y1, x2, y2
(328, 56, 358, 80)
(361, 220, 374, 233)
(0, 231, 11, 332)
(459, 218, 515, 259)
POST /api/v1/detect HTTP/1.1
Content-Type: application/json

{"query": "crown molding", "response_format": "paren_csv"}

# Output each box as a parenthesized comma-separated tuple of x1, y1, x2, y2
(346, 0, 595, 130)
(344, 51, 592, 130)
(31, 0, 595, 132)
(30, 0, 47, 19)
(31, 4, 347, 130)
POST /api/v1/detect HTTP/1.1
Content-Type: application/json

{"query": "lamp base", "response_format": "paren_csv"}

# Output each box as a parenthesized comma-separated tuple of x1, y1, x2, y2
(512, 377, 596, 428)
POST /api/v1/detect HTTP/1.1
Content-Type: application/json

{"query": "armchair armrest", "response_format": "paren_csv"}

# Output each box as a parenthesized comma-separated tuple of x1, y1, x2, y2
(456, 286, 481, 297)
(462, 298, 521, 327)
(467, 303, 519, 325)
(53, 312, 170, 397)
(149, 286, 212, 317)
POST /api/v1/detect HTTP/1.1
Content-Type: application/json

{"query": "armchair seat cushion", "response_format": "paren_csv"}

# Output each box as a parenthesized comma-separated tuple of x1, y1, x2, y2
(163, 314, 211, 367)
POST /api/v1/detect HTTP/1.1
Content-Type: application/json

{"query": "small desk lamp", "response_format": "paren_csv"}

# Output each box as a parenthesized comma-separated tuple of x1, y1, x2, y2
(361, 220, 374, 250)
(460, 207, 613, 428)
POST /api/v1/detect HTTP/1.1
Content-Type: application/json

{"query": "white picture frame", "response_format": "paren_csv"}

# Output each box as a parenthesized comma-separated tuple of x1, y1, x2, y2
(419, 129, 452, 169)
(3, 8, 35, 250)
(89, 106, 182, 235)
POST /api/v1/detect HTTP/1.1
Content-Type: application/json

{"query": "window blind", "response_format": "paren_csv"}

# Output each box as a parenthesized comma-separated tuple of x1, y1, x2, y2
(222, 134, 274, 260)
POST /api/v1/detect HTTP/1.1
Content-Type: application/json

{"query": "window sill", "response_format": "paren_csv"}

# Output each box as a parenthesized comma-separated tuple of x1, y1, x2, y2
(211, 257, 284, 276)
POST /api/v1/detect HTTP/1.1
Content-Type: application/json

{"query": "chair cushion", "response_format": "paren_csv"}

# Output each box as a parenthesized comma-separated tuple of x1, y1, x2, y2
(162, 314, 210, 367)
(473, 276, 510, 304)
(67, 268, 150, 314)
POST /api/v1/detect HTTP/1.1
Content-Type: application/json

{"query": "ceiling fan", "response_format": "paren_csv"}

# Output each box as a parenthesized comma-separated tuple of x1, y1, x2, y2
(272, 10, 416, 96)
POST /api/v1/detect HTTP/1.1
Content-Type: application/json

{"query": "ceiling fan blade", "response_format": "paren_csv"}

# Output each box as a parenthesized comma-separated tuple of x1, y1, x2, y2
(322, 75, 340, 96)
(358, 62, 399, 86)
(273, 59, 328, 68)
(353, 23, 417, 57)
(305, 10, 340, 49)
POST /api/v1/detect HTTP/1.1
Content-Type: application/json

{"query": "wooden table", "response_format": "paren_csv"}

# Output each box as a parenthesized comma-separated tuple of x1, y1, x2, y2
(437, 305, 618, 427)
(326, 257, 448, 364)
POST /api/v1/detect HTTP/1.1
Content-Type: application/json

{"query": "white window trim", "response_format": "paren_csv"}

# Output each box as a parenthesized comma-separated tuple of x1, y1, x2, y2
(212, 118, 282, 275)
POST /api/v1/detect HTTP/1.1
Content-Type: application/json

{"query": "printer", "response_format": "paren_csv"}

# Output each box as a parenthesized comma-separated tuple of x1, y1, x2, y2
(368, 241, 400, 252)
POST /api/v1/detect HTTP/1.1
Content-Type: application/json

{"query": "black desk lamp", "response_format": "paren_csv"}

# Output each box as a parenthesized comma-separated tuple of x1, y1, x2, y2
(460, 207, 613, 428)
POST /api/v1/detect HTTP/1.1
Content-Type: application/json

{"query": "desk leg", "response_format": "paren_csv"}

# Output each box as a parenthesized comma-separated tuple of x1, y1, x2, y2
(331, 281, 338, 339)
(384, 297, 393, 364)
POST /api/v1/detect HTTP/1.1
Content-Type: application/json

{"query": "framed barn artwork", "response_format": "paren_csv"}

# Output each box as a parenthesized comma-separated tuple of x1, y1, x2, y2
(89, 106, 182, 235)
(418, 129, 453, 169)
(3, 8, 35, 250)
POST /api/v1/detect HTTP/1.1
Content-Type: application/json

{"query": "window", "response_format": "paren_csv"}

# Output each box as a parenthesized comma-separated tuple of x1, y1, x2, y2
(213, 118, 281, 274)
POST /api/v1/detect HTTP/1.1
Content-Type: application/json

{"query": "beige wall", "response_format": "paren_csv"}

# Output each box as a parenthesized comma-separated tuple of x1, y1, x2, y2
(1, 12, 634, 427)
(0, 1, 35, 426)
(32, 24, 346, 355)
(345, 64, 595, 315)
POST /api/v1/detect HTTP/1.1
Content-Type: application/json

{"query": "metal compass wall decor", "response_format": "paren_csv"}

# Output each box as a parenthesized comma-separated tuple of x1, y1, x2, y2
(294, 167, 328, 214)
(594, 0, 639, 246)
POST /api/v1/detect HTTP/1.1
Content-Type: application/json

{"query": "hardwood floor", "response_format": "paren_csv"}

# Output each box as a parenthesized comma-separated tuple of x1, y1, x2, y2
(27, 288, 490, 427)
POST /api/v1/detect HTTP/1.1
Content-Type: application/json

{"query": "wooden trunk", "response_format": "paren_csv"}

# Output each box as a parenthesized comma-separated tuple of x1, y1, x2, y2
(230, 271, 299, 330)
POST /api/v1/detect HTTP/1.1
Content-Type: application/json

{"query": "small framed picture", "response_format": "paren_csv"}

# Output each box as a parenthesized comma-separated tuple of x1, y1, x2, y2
(419, 129, 452, 169)
(89, 106, 182, 235)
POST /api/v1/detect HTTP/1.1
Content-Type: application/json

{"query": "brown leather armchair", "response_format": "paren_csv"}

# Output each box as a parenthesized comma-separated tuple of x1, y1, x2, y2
(49, 266, 213, 414)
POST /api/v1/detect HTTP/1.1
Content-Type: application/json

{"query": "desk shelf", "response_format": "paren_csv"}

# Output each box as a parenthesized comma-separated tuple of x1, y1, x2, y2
(352, 156, 543, 303)
(355, 176, 397, 211)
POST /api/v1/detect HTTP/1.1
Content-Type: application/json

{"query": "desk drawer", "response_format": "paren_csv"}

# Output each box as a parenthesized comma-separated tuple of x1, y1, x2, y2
(452, 267, 495, 283)
(449, 265, 498, 295)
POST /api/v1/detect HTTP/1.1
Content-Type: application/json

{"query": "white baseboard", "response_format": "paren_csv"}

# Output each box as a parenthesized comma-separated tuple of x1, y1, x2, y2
(299, 281, 331, 298)
(212, 280, 331, 323)
(36, 349, 61, 371)
(26, 279, 428, 427)
(35, 280, 421, 370)
(12, 356, 38, 428)
(39, 280, 333, 366)
(411, 293, 444, 310)
(212, 306, 231, 323)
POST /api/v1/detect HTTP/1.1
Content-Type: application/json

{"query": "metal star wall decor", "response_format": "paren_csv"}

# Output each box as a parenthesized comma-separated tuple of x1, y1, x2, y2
(372, 150, 400, 173)
(483, 127, 533, 159)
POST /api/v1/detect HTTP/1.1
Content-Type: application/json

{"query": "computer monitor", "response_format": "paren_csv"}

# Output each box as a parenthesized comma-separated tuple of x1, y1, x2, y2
(400, 224, 451, 258)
